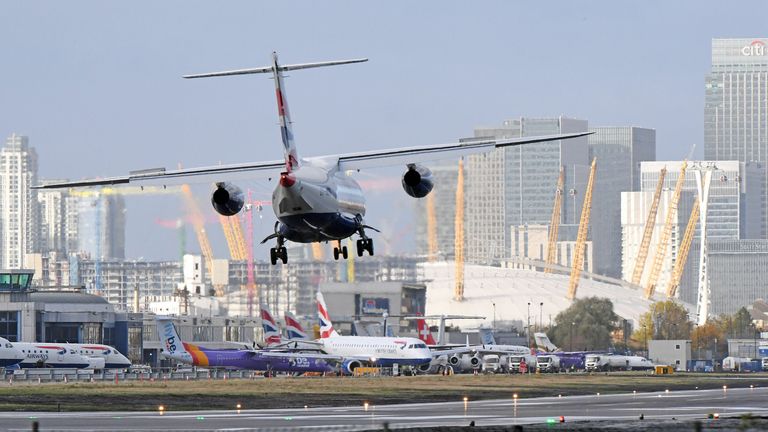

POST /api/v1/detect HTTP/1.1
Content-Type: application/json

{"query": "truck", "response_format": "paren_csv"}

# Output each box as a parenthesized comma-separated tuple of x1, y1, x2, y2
(507, 354, 537, 373)
(481, 354, 501, 374)
(586, 354, 654, 372)
(536, 355, 561, 373)
(722, 356, 752, 372)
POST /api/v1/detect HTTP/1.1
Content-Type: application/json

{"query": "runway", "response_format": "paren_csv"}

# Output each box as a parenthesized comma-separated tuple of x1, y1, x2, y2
(2, 387, 768, 431)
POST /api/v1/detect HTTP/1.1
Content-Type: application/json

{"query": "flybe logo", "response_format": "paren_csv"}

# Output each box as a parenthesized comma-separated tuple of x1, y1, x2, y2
(742, 40, 766, 56)
(163, 324, 178, 354)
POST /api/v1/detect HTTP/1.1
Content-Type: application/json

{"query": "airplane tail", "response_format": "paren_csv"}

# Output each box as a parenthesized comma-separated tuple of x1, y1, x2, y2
(478, 327, 497, 346)
(183, 52, 367, 173)
(156, 317, 195, 364)
(533, 332, 558, 352)
(284, 311, 308, 340)
(416, 319, 437, 345)
(316, 291, 339, 338)
(260, 306, 282, 346)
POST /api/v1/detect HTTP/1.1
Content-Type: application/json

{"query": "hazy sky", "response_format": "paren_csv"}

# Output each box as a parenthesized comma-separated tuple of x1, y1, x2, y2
(2, 1, 766, 260)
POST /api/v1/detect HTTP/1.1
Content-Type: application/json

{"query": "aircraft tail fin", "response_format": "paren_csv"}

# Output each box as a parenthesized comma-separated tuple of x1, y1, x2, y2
(317, 291, 339, 338)
(533, 332, 558, 352)
(156, 316, 195, 364)
(416, 319, 437, 345)
(184, 52, 367, 173)
(478, 327, 497, 346)
(260, 305, 282, 346)
(284, 311, 308, 340)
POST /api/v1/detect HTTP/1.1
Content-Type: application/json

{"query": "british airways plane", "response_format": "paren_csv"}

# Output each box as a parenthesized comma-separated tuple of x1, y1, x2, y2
(34, 52, 590, 264)
(0, 337, 24, 367)
(314, 292, 431, 373)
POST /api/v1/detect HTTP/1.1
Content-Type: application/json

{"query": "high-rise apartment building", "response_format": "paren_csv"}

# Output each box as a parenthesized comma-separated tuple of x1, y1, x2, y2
(705, 38, 768, 235)
(464, 116, 589, 265)
(37, 182, 80, 255)
(0, 134, 39, 269)
(589, 127, 656, 277)
(77, 194, 126, 260)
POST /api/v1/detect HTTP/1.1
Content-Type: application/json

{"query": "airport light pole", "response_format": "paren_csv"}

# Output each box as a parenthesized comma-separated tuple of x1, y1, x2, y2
(491, 301, 496, 330)
(527, 302, 531, 347)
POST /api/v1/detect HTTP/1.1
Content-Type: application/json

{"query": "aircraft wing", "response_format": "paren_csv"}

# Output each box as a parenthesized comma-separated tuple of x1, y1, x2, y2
(333, 132, 592, 171)
(32, 132, 591, 190)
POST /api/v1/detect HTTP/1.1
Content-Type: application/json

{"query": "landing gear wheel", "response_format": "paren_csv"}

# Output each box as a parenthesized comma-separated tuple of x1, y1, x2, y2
(356, 240, 365, 257)
(367, 240, 374, 256)
(333, 247, 340, 260)
(278, 247, 288, 264)
(270, 248, 278, 266)
(341, 246, 348, 259)
(356, 239, 374, 256)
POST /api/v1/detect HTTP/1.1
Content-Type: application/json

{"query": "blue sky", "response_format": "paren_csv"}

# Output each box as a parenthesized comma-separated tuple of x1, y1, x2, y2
(1, 1, 766, 260)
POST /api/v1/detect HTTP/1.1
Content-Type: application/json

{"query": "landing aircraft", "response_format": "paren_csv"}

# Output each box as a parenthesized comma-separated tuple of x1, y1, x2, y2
(34, 52, 591, 264)
(157, 316, 337, 374)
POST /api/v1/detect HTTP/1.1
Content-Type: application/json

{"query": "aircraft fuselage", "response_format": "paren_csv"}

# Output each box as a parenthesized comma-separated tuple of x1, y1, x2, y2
(272, 164, 365, 243)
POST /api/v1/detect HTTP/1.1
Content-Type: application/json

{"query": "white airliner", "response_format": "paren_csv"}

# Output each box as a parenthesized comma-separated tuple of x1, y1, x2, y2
(0, 337, 24, 368)
(13, 342, 94, 369)
(65, 343, 131, 369)
(34, 52, 591, 264)
(316, 292, 431, 373)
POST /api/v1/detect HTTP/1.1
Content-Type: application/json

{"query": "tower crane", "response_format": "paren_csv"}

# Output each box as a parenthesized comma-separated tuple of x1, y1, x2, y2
(427, 192, 438, 262)
(454, 158, 465, 301)
(545, 167, 564, 273)
(180, 184, 216, 294)
(567, 158, 597, 300)
(630, 167, 667, 285)
(666, 197, 699, 298)
(644, 161, 688, 299)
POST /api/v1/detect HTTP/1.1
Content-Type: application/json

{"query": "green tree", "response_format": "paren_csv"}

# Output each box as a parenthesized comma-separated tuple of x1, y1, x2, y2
(727, 307, 756, 339)
(631, 300, 692, 346)
(549, 297, 618, 351)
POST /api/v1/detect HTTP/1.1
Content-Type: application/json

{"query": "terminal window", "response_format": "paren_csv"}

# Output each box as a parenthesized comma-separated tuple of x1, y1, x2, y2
(0, 311, 19, 342)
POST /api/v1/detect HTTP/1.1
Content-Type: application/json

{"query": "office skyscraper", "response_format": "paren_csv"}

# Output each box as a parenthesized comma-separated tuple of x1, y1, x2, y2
(0, 134, 39, 269)
(705, 38, 768, 235)
(464, 116, 590, 264)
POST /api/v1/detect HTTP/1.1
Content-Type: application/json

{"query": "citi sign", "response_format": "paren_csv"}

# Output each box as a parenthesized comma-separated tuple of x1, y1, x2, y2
(742, 40, 766, 56)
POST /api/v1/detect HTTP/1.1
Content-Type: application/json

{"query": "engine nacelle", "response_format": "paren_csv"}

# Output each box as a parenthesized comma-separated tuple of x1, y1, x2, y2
(342, 359, 362, 375)
(448, 354, 480, 372)
(211, 182, 245, 216)
(402, 164, 434, 198)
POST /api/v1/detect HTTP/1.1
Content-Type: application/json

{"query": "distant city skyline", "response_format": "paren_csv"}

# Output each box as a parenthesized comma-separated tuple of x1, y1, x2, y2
(2, 2, 767, 260)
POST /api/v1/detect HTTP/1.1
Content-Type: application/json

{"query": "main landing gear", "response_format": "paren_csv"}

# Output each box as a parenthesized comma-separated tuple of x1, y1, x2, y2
(333, 241, 348, 261)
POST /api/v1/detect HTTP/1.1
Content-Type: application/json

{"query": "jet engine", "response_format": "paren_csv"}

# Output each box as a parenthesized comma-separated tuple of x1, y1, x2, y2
(448, 354, 480, 372)
(211, 182, 245, 216)
(401, 164, 434, 198)
(342, 359, 362, 375)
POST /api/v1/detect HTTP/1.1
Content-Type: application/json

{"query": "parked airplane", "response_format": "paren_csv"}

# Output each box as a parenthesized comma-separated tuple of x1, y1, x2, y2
(533, 332, 603, 371)
(315, 292, 432, 373)
(157, 316, 336, 374)
(66, 344, 132, 369)
(13, 342, 94, 369)
(0, 337, 24, 367)
(34, 52, 591, 265)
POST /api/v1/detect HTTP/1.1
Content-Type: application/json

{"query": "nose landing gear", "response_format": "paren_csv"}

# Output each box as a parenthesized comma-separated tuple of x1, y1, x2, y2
(262, 222, 288, 265)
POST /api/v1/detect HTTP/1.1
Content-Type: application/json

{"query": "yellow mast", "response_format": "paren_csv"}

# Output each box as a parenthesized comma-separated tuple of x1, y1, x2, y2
(567, 158, 597, 300)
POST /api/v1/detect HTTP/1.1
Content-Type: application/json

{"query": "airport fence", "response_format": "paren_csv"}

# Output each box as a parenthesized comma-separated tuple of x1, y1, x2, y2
(3, 368, 264, 383)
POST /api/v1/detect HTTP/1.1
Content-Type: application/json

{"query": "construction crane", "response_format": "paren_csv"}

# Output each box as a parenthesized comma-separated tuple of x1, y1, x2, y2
(631, 167, 667, 285)
(666, 197, 699, 298)
(454, 158, 465, 301)
(567, 158, 597, 300)
(219, 215, 248, 261)
(545, 167, 564, 273)
(645, 161, 688, 299)
(180, 184, 216, 293)
(311, 243, 324, 260)
(426, 193, 438, 262)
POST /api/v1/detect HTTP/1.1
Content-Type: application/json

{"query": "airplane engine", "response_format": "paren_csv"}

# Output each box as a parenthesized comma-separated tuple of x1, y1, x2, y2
(211, 182, 245, 216)
(401, 164, 434, 198)
(448, 354, 480, 372)
(342, 359, 362, 375)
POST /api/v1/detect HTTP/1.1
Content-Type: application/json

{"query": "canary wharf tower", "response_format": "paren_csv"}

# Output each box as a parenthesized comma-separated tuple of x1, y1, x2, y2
(705, 38, 768, 234)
